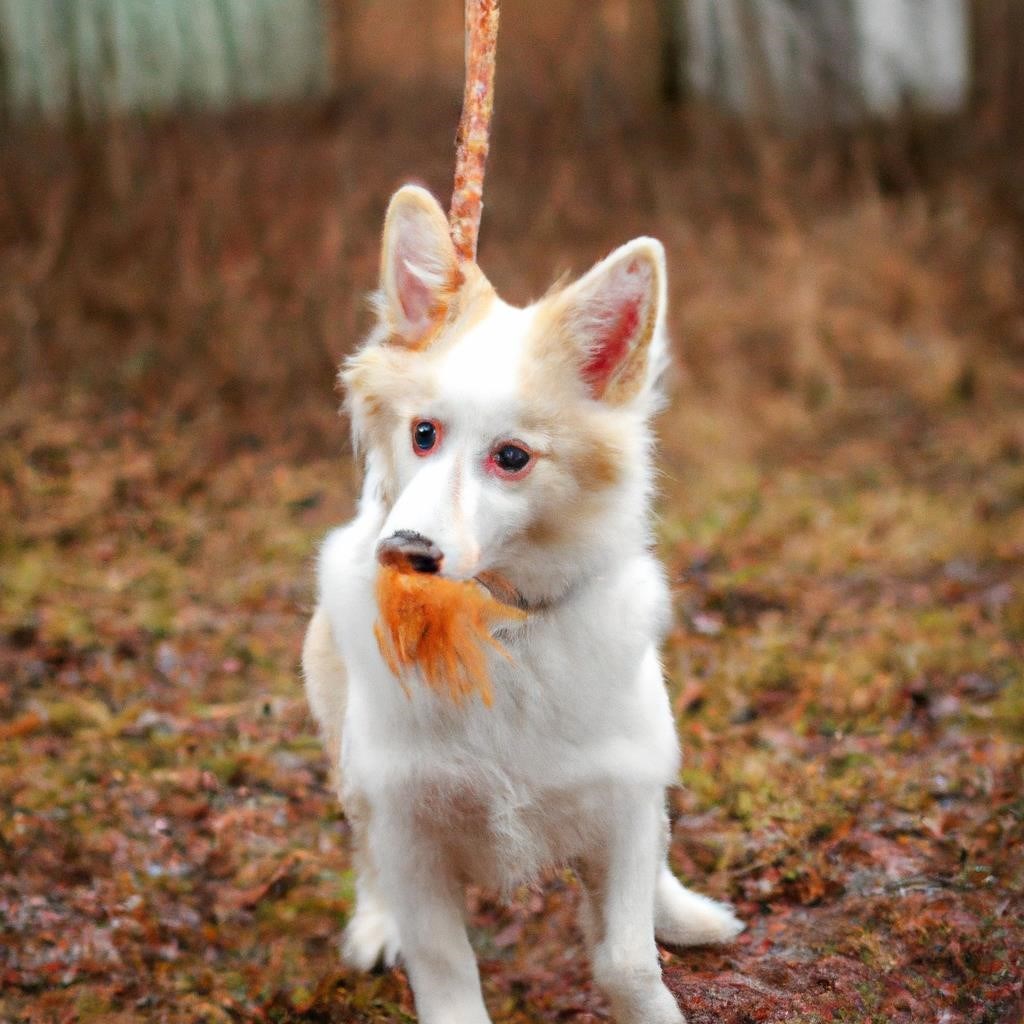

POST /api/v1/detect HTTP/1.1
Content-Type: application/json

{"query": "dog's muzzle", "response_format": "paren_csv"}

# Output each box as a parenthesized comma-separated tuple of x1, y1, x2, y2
(376, 531, 443, 575)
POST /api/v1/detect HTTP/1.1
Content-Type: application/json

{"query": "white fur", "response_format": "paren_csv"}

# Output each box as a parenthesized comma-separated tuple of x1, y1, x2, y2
(303, 187, 742, 1024)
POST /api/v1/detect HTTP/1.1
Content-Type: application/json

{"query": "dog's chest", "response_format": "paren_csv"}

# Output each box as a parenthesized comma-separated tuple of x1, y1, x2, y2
(406, 758, 601, 889)
(348, 651, 620, 886)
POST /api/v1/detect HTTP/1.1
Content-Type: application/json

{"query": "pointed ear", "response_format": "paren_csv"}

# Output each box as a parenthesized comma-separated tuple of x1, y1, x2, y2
(547, 238, 666, 404)
(380, 185, 461, 346)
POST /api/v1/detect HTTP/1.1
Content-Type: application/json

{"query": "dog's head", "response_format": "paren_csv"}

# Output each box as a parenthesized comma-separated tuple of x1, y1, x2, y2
(344, 185, 667, 604)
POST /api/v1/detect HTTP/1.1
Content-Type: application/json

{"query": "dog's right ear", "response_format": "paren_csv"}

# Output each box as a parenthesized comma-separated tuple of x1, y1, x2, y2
(380, 185, 461, 347)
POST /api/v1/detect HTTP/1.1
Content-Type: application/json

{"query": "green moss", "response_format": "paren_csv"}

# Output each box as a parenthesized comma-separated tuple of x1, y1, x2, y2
(990, 668, 1024, 739)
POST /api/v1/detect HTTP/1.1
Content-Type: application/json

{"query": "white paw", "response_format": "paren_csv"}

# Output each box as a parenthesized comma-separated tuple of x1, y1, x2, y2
(609, 981, 686, 1024)
(593, 948, 687, 1024)
(655, 871, 745, 947)
(641, 989, 686, 1024)
(342, 905, 402, 971)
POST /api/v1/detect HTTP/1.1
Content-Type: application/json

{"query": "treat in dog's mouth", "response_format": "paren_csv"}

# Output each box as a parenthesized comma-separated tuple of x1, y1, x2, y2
(374, 565, 527, 706)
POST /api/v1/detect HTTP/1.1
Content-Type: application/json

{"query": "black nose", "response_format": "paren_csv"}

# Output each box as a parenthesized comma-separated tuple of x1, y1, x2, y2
(376, 531, 443, 574)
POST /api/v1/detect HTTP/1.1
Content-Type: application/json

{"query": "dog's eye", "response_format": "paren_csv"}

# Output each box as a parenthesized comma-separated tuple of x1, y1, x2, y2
(493, 444, 531, 474)
(412, 420, 440, 455)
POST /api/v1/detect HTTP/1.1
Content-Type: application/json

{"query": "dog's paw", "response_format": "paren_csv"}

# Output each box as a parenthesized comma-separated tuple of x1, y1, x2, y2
(655, 871, 745, 948)
(629, 989, 686, 1024)
(593, 949, 687, 1024)
(342, 905, 402, 971)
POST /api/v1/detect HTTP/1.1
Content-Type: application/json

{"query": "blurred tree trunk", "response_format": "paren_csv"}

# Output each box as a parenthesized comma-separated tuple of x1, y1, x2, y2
(662, 0, 969, 124)
(0, 0, 330, 122)
(970, 0, 1024, 147)
(654, 0, 688, 104)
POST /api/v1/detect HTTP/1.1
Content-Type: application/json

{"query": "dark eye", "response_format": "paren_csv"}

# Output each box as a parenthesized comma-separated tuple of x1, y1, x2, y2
(412, 420, 439, 454)
(494, 444, 531, 474)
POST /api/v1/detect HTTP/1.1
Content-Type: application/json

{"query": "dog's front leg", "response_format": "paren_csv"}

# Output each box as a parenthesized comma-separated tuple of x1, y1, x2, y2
(580, 787, 685, 1024)
(374, 816, 491, 1024)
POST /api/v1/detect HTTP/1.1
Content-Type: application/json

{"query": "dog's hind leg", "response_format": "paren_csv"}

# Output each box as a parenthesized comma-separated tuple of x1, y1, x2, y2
(654, 865, 744, 948)
(302, 606, 348, 793)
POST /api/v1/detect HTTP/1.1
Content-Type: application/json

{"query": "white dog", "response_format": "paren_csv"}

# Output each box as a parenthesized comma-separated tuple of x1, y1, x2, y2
(302, 185, 742, 1024)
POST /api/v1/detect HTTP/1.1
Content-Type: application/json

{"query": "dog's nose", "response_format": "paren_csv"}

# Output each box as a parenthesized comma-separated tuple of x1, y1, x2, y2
(376, 531, 443, 574)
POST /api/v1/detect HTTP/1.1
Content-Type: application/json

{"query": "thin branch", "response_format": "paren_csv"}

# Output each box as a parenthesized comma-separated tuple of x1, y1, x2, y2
(449, 0, 500, 265)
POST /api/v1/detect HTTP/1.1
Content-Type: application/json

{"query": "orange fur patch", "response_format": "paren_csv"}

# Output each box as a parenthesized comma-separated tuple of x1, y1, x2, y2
(374, 566, 526, 706)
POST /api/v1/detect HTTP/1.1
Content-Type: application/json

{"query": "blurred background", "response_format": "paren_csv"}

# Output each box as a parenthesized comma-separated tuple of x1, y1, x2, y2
(2, 3, 1022, 1023)
(1, 0, 1022, 441)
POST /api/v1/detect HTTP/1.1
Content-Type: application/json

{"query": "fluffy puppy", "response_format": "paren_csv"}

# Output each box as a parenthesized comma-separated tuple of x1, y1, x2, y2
(303, 185, 742, 1024)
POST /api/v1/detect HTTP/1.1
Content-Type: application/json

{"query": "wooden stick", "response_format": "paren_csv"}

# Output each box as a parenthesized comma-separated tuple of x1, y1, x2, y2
(449, 0, 500, 265)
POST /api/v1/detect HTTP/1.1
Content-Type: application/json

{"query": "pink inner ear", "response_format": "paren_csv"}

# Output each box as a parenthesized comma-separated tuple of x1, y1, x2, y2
(395, 245, 433, 328)
(581, 294, 641, 397)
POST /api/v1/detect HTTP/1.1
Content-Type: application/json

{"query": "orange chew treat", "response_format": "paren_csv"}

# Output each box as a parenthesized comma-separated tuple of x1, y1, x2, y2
(374, 565, 525, 706)
(449, 0, 500, 265)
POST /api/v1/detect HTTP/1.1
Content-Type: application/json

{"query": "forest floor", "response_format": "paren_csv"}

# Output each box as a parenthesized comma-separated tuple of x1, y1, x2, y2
(1, 105, 1024, 1023)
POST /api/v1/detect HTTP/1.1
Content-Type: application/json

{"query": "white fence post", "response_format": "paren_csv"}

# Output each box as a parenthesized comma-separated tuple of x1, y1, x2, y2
(671, 0, 969, 122)
(0, 0, 331, 121)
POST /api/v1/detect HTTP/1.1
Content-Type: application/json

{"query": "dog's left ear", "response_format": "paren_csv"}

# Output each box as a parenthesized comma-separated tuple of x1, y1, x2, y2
(545, 238, 665, 405)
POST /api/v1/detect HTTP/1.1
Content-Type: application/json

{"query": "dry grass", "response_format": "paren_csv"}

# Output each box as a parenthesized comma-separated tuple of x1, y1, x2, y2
(1, 85, 1021, 452)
